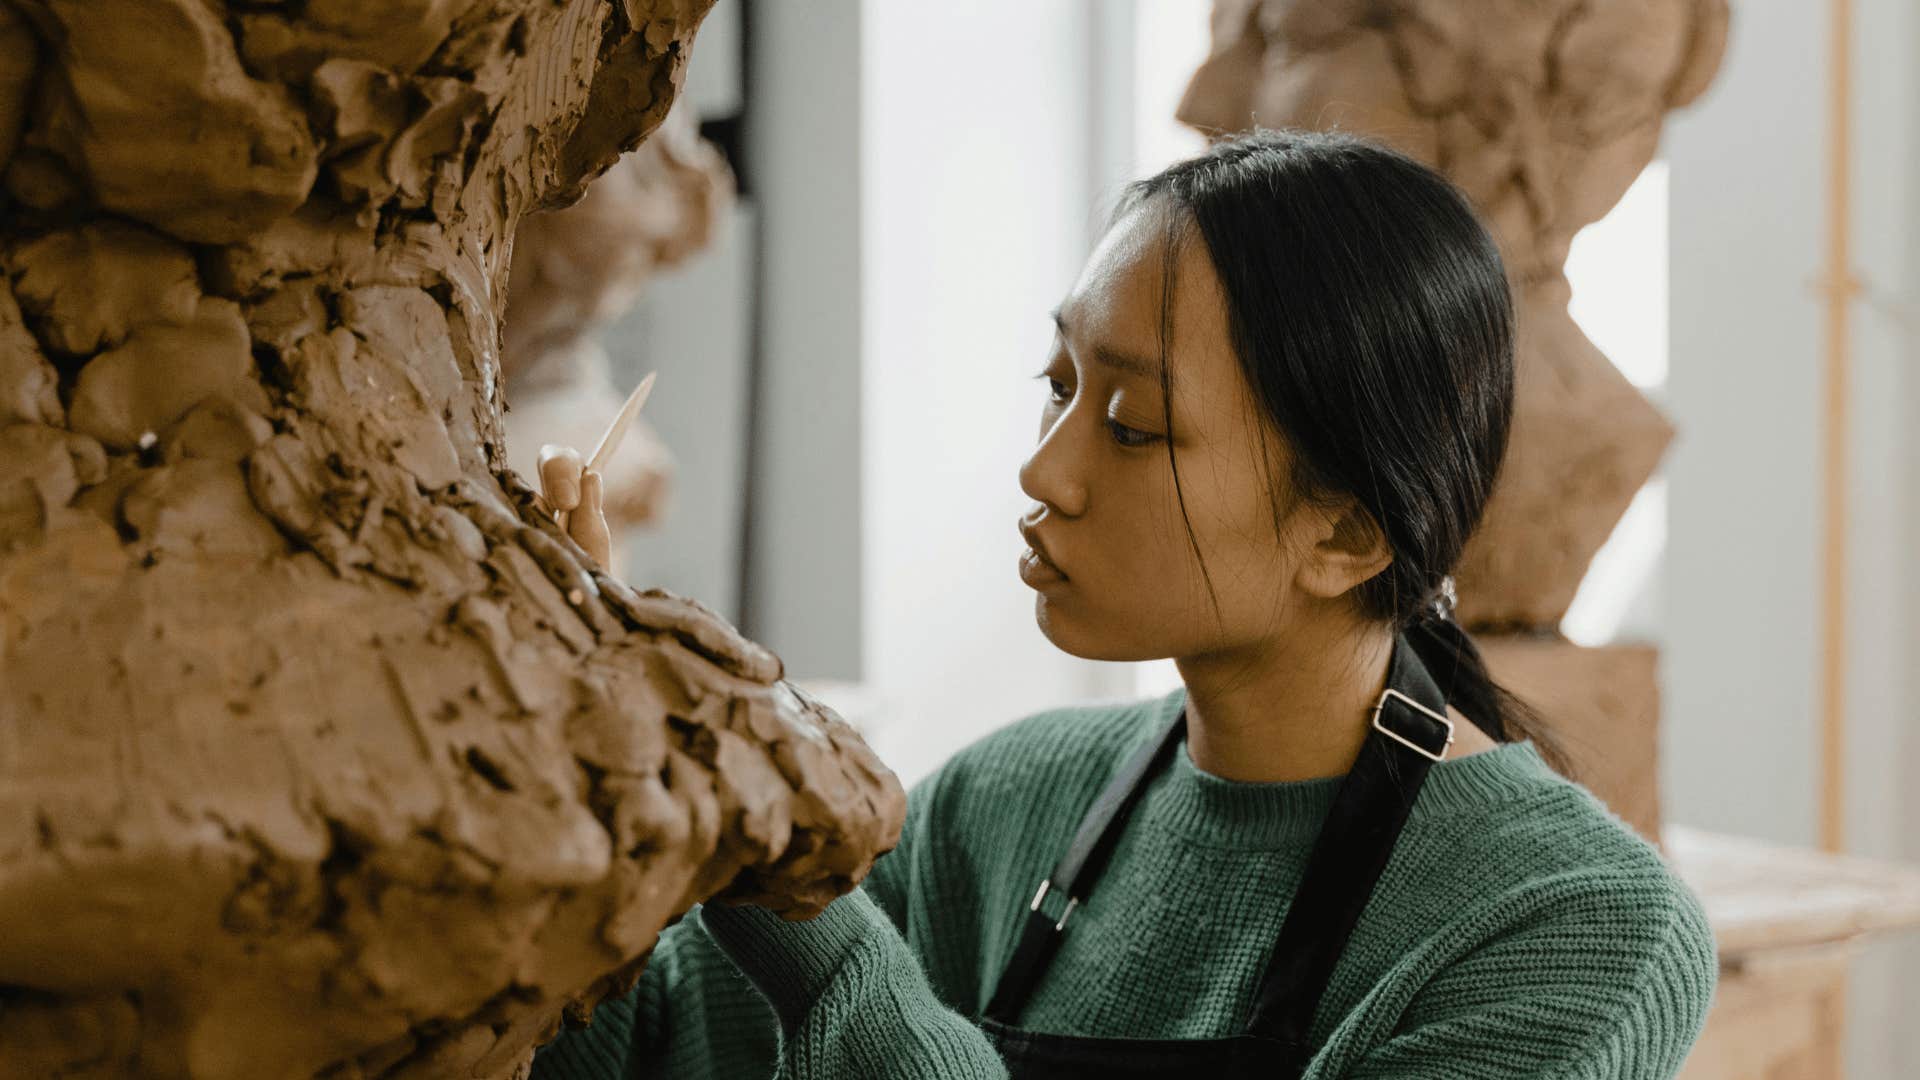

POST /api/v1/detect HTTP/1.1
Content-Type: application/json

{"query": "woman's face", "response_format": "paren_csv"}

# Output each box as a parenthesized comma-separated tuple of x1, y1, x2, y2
(1018, 204, 1332, 663)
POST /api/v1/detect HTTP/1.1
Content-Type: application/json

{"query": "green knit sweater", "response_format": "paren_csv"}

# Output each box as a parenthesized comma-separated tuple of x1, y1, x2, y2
(533, 689, 1718, 1079)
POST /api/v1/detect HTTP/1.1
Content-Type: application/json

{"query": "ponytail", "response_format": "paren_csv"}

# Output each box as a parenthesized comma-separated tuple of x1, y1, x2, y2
(1403, 578, 1571, 775)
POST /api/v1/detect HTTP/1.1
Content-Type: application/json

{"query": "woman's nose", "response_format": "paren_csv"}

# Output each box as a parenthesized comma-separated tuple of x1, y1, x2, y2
(1019, 414, 1089, 518)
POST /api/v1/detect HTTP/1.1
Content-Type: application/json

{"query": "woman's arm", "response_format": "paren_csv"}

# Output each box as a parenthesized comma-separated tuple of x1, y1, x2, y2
(1311, 878, 1719, 1080)
(696, 756, 1007, 1080)
(532, 760, 1000, 1079)
(700, 890, 1007, 1079)
(529, 913, 780, 1080)
(526, 983, 641, 1079)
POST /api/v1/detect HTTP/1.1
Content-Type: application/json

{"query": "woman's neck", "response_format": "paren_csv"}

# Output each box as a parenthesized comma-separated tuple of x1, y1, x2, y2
(1176, 617, 1396, 783)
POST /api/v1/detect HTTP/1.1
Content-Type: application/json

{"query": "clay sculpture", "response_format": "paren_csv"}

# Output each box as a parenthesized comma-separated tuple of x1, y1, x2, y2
(0, 2, 903, 1076)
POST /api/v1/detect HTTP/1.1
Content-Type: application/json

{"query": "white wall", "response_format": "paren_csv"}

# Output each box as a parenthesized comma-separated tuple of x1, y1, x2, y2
(741, 0, 867, 678)
(860, 0, 1136, 785)
(1666, 1, 1920, 1074)
(1665, 1, 1825, 847)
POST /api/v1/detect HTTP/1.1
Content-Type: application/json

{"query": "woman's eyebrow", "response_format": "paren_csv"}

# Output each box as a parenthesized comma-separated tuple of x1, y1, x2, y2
(1050, 306, 1167, 383)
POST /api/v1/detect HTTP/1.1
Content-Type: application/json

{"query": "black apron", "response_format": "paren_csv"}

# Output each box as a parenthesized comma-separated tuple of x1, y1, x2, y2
(976, 633, 1457, 1079)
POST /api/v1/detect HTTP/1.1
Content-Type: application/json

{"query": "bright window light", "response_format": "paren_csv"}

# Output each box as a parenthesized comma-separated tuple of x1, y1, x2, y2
(1131, 0, 1210, 176)
(1567, 162, 1670, 390)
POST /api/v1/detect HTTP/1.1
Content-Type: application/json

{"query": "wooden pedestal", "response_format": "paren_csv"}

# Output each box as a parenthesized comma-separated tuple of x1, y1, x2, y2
(1481, 636, 1663, 844)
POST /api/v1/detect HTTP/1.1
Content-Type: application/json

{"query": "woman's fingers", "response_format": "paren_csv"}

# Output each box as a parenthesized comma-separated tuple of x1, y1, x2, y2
(537, 444, 584, 512)
(534, 444, 610, 566)
(570, 467, 613, 568)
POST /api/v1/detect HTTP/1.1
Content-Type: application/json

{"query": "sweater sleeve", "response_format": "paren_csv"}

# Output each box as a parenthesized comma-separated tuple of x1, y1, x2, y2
(698, 756, 1008, 1080)
(529, 911, 780, 1080)
(700, 891, 1007, 1079)
(1321, 877, 1719, 1080)
(526, 977, 640, 1080)
(531, 759, 998, 1080)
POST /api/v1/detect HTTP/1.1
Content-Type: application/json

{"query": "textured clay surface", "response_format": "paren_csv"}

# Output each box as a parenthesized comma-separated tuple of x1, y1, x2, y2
(0, 2, 903, 1077)
(1180, 0, 1728, 629)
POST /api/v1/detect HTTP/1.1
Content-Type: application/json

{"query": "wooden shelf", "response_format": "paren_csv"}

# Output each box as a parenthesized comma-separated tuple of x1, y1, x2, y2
(1666, 825, 1920, 957)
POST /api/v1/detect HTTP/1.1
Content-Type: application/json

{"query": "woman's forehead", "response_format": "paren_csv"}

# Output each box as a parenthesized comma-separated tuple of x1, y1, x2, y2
(1057, 206, 1238, 387)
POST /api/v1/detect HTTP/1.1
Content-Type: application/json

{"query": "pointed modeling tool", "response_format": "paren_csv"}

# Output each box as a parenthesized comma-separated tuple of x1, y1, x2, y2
(559, 370, 657, 531)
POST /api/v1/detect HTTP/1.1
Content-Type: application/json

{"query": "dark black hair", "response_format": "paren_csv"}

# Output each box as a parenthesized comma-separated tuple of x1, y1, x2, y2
(1119, 128, 1557, 761)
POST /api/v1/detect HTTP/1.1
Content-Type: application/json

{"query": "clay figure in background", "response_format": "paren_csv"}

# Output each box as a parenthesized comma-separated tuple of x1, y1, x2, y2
(1178, 0, 1729, 839)
(0, 3, 903, 1078)
(503, 103, 735, 572)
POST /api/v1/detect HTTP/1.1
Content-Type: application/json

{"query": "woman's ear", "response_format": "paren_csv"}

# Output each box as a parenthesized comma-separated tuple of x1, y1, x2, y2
(1293, 498, 1393, 600)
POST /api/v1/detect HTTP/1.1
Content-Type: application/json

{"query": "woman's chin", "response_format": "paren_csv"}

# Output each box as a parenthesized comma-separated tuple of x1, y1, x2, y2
(1031, 595, 1091, 656)
(1032, 597, 1160, 663)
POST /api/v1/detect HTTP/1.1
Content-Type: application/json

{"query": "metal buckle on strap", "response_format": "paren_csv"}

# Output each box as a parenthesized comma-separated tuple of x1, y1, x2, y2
(1370, 688, 1455, 762)
(1028, 878, 1079, 931)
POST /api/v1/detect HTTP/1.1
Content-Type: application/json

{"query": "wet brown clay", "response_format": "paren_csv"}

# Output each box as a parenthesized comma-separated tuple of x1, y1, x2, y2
(0, 3, 904, 1077)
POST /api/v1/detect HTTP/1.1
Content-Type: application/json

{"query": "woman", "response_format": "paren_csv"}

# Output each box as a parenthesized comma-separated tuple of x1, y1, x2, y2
(533, 129, 1717, 1079)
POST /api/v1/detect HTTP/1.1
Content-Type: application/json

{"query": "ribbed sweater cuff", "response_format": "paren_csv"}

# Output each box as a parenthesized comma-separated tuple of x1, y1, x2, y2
(698, 892, 884, 1030)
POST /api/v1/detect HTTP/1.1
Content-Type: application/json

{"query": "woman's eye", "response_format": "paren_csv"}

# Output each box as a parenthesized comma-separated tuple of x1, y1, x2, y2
(1045, 377, 1071, 404)
(1107, 419, 1160, 448)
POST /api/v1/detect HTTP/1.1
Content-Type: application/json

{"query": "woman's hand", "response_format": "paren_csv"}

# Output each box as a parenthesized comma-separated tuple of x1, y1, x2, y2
(537, 442, 614, 568)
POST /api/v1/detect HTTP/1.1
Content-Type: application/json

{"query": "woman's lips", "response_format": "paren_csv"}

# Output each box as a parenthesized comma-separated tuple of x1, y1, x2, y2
(1019, 546, 1068, 587)
(1017, 520, 1068, 587)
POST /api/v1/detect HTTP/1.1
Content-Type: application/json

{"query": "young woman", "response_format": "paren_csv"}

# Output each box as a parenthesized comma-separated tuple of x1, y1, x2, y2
(533, 129, 1717, 1079)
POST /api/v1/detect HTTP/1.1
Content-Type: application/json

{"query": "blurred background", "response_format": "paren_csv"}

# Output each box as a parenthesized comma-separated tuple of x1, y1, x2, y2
(505, 2, 1919, 1075)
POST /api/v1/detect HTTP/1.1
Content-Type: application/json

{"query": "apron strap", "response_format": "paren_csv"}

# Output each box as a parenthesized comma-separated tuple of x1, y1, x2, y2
(1242, 632, 1453, 1045)
(982, 707, 1187, 1024)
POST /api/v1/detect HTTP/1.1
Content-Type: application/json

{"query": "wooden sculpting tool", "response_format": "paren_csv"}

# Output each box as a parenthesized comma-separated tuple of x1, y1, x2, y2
(557, 370, 656, 531)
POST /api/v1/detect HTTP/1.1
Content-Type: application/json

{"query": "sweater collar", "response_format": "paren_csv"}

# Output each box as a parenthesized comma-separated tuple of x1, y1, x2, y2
(1136, 687, 1560, 850)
